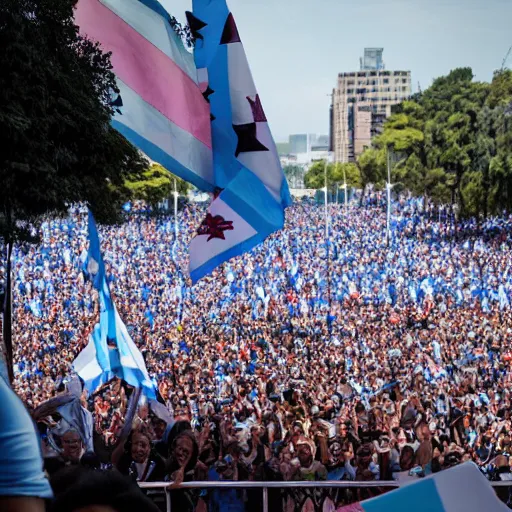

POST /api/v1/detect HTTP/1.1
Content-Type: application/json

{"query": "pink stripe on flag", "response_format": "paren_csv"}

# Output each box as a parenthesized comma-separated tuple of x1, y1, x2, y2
(75, 0, 211, 148)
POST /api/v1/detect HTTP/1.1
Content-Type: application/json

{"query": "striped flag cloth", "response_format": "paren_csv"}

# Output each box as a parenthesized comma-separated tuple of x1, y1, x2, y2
(187, 0, 291, 282)
(73, 212, 156, 398)
(74, 0, 214, 192)
(339, 463, 507, 512)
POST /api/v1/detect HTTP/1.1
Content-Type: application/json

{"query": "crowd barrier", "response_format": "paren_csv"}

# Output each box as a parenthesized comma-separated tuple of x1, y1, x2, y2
(138, 480, 512, 512)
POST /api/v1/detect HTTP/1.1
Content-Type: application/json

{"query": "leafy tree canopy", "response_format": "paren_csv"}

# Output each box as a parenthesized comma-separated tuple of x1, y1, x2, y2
(0, 0, 147, 243)
(125, 164, 190, 206)
(304, 161, 361, 191)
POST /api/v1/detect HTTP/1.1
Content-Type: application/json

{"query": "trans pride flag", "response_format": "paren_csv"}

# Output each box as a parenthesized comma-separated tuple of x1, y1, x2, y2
(74, 0, 214, 192)
(74, 0, 290, 282)
(338, 463, 507, 512)
(187, 0, 291, 282)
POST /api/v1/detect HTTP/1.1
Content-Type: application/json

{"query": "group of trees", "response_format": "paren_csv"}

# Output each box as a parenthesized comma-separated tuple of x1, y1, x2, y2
(304, 67, 512, 217)
(377, 67, 512, 217)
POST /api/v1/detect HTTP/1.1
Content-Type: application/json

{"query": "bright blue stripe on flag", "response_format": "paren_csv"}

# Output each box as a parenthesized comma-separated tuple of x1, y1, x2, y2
(112, 120, 215, 193)
(363, 478, 444, 512)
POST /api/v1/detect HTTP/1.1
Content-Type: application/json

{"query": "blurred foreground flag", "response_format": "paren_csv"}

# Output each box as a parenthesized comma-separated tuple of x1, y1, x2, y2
(187, 0, 291, 283)
(340, 463, 508, 512)
(74, 0, 214, 192)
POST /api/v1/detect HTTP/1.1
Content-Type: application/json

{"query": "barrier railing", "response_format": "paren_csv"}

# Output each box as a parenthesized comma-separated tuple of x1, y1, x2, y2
(139, 480, 512, 512)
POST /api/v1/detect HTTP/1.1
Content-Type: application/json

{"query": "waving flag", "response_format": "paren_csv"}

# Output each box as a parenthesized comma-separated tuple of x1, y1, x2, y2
(74, 0, 214, 192)
(187, 0, 291, 283)
(342, 463, 507, 512)
(73, 212, 156, 398)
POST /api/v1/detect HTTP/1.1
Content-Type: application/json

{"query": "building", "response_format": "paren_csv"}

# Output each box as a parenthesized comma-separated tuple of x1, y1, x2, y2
(360, 48, 384, 71)
(288, 134, 329, 155)
(331, 48, 411, 163)
(280, 134, 333, 189)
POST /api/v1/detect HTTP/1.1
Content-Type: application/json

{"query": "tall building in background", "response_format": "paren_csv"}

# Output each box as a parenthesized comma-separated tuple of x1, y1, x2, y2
(331, 48, 411, 163)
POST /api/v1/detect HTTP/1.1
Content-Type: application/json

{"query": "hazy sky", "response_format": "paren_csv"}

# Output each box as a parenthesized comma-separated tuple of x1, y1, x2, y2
(162, 0, 512, 142)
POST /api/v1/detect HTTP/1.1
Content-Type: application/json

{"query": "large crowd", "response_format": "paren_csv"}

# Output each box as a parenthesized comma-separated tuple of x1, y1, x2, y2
(8, 197, 512, 510)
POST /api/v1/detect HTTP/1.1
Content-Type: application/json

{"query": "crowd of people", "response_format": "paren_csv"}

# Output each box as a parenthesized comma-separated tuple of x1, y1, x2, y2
(8, 196, 512, 510)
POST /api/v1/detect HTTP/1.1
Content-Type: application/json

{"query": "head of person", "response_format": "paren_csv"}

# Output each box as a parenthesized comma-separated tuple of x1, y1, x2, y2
(49, 467, 160, 512)
(170, 431, 198, 473)
(130, 430, 151, 464)
(296, 438, 314, 468)
(151, 418, 167, 441)
(399, 445, 416, 471)
(61, 430, 83, 463)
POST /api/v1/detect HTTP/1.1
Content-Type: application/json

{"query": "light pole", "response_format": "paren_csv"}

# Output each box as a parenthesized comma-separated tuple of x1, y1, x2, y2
(173, 179, 179, 244)
(386, 147, 392, 247)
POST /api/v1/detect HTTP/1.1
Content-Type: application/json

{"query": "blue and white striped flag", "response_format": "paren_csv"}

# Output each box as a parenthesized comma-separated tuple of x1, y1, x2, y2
(187, 0, 291, 283)
(73, 212, 156, 399)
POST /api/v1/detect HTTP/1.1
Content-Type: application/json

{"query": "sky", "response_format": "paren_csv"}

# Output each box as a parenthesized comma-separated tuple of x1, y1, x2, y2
(162, 0, 512, 142)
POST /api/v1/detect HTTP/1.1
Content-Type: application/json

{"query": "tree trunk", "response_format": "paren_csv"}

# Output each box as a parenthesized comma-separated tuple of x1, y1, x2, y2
(359, 184, 366, 207)
(2, 241, 13, 383)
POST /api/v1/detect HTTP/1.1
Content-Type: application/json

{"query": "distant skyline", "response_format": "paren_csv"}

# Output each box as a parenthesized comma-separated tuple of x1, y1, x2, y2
(162, 0, 512, 142)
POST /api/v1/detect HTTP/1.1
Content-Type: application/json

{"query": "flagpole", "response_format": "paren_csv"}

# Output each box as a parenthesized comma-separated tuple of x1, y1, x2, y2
(173, 179, 178, 245)
(386, 147, 391, 248)
(343, 165, 348, 210)
(324, 159, 332, 340)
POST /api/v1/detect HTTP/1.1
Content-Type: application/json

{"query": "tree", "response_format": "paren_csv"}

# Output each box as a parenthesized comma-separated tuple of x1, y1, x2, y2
(304, 161, 361, 192)
(283, 164, 304, 189)
(357, 149, 386, 205)
(125, 164, 191, 206)
(377, 68, 492, 214)
(0, 0, 147, 244)
(0, 0, 147, 378)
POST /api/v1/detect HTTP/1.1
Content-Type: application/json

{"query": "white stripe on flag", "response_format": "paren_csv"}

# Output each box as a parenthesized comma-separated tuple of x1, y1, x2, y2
(99, 0, 197, 83)
(189, 198, 257, 273)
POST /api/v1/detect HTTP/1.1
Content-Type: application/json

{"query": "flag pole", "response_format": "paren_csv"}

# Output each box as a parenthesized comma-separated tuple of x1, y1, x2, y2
(173, 179, 178, 245)
(386, 146, 392, 248)
(324, 159, 332, 339)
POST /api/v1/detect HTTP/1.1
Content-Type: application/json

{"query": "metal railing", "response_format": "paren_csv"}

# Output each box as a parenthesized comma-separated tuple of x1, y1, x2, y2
(140, 480, 398, 512)
(139, 479, 512, 512)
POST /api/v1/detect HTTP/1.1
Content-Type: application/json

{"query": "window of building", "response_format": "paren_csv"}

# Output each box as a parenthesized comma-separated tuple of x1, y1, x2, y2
(383, 78, 389, 84)
(402, 78, 408, 84)
(347, 80, 355, 85)
(402, 86, 407, 92)
(347, 89, 354, 94)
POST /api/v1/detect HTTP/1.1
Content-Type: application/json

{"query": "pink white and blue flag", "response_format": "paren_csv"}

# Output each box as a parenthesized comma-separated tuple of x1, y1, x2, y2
(74, 0, 215, 192)
(187, 0, 291, 282)
(74, 0, 290, 282)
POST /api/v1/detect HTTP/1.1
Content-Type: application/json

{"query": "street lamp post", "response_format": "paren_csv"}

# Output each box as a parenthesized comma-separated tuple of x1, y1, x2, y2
(386, 147, 392, 247)
(173, 179, 179, 244)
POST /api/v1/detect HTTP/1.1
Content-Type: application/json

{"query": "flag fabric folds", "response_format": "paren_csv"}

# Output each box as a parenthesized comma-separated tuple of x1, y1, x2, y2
(187, 0, 291, 283)
(73, 212, 156, 399)
(75, 0, 291, 282)
(342, 463, 507, 512)
(74, 0, 214, 192)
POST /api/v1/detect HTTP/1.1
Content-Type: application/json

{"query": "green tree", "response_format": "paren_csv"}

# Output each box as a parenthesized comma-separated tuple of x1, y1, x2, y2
(304, 161, 361, 192)
(125, 164, 191, 206)
(0, 0, 147, 244)
(357, 149, 386, 205)
(378, 68, 491, 214)
(0, 0, 147, 378)
(283, 164, 304, 188)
